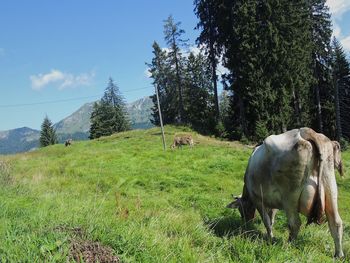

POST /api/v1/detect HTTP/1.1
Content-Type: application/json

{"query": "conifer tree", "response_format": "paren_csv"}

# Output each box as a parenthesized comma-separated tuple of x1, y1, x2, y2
(163, 15, 188, 123)
(147, 42, 178, 125)
(89, 105, 104, 140)
(40, 116, 58, 147)
(183, 52, 215, 133)
(331, 38, 350, 141)
(89, 78, 130, 139)
(194, 0, 221, 122)
(308, 0, 333, 135)
(194, 0, 313, 141)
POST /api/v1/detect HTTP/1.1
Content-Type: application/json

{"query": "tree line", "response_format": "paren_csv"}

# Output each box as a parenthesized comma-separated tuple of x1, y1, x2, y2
(149, 0, 350, 145)
(39, 1, 350, 148)
(148, 16, 217, 135)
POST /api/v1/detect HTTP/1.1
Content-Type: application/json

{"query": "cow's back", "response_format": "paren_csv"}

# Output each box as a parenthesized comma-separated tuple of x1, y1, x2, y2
(263, 129, 300, 154)
(245, 129, 314, 210)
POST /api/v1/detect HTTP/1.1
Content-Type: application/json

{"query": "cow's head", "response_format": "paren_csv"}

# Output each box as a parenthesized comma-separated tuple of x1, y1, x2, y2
(227, 194, 256, 223)
(332, 141, 344, 177)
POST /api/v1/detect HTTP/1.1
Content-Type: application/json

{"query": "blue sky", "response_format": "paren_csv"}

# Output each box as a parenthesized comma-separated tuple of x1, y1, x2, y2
(0, 0, 349, 131)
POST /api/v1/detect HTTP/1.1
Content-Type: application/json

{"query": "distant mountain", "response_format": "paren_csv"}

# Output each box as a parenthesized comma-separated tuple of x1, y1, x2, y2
(0, 127, 40, 154)
(55, 102, 94, 134)
(54, 96, 153, 136)
(126, 96, 154, 129)
(0, 96, 154, 155)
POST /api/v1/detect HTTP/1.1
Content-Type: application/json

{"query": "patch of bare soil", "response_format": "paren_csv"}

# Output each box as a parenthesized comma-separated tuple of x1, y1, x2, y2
(69, 240, 120, 263)
(53, 225, 120, 262)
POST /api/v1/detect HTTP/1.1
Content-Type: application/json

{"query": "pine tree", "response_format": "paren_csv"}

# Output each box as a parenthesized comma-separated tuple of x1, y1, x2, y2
(331, 38, 350, 142)
(40, 116, 58, 147)
(89, 78, 130, 139)
(183, 51, 215, 133)
(89, 102, 104, 140)
(194, 0, 221, 122)
(194, 0, 313, 141)
(308, 0, 333, 136)
(222, 0, 259, 138)
(163, 15, 188, 123)
(147, 42, 178, 125)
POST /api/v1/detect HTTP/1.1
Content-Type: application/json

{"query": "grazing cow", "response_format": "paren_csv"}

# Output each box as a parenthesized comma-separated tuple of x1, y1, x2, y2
(171, 134, 194, 149)
(65, 139, 73, 147)
(227, 128, 344, 258)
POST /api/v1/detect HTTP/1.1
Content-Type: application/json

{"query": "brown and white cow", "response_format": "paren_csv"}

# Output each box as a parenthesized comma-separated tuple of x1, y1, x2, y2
(171, 134, 194, 149)
(227, 128, 344, 258)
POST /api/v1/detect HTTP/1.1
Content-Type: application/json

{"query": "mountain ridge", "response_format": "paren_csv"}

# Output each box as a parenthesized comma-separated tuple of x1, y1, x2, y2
(0, 96, 153, 154)
(0, 127, 40, 154)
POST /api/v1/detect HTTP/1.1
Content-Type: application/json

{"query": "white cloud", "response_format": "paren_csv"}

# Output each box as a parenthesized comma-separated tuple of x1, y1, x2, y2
(30, 70, 64, 90)
(341, 36, 350, 52)
(188, 46, 201, 56)
(331, 21, 350, 52)
(326, 1, 350, 52)
(332, 21, 341, 38)
(30, 69, 95, 90)
(327, 0, 350, 18)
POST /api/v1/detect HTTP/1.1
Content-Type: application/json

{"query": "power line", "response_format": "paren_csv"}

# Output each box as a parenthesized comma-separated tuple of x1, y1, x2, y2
(0, 95, 102, 108)
(123, 86, 153, 93)
(0, 86, 152, 108)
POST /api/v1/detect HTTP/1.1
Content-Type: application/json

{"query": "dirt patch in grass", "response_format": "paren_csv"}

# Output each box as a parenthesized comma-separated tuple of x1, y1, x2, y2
(69, 239, 120, 263)
(53, 225, 120, 262)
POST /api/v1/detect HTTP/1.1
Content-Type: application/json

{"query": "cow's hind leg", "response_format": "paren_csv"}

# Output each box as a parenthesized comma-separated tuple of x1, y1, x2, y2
(324, 180, 344, 258)
(257, 206, 274, 242)
(326, 207, 343, 258)
(285, 208, 301, 242)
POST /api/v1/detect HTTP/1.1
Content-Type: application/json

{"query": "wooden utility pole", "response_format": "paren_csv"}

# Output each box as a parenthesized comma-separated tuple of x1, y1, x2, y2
(155, 84, 166, 150)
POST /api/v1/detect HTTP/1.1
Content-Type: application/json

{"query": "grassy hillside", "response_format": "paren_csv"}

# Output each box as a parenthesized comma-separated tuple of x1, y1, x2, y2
(0, 126, 349, 262)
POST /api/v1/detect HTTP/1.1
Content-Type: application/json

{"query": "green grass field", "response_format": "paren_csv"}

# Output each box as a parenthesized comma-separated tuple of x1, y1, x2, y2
(0, 126, 349, 262)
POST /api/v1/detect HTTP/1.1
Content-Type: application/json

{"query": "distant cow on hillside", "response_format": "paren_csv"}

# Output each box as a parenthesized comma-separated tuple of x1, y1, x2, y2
(171, 134, 194, 149)
(65, 139, 73, 147)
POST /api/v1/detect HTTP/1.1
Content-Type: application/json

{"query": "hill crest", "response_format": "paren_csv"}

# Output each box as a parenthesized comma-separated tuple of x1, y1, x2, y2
(0, 96, 153, 154)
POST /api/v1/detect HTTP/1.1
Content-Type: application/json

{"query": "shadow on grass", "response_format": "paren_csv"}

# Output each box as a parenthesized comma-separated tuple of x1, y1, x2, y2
(204, 214, 284, 245)
(204, 214, 261, 239)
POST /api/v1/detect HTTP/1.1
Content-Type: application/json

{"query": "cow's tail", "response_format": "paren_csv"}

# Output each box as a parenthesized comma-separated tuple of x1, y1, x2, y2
(339, 161, 344, 177)
(299, 127, 326, 224)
